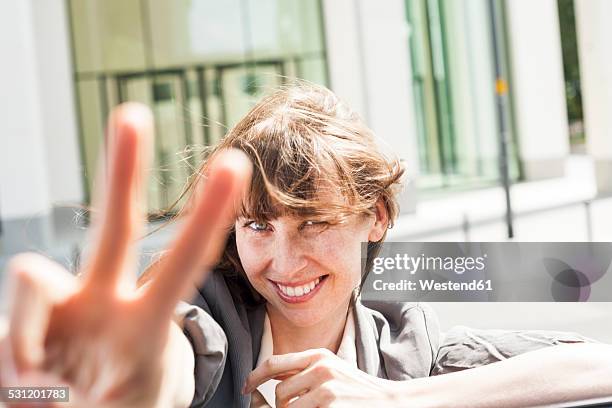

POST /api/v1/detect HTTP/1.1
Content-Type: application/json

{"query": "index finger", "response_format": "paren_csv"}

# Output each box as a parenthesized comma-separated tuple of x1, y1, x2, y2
(243, 350, 323, 394)
(142, 149, 252, 318)
(83, 103, 152, 293)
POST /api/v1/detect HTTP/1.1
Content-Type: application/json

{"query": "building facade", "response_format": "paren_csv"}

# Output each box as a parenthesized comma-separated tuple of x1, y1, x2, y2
(0, 0, 608, 251)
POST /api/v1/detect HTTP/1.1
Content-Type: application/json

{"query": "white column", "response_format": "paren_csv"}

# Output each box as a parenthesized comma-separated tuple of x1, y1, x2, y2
(506, 0, 570, 180)
(575, 0, 612, 194)
(0, 0, 53, 249)
(321, 0, 368, 118)
(32, 0, 84, 207)
(0, 0, 51, 219)
(322, 0, 420, 212)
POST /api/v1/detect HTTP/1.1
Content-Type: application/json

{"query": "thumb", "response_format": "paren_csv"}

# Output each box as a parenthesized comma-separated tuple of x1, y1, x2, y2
(2, 253, 77, 378)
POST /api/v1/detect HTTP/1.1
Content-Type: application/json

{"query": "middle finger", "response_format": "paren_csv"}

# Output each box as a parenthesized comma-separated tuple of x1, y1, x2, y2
(142, 149, 252, 320)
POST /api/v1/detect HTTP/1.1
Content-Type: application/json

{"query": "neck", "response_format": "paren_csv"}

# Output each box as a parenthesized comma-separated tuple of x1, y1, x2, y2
(267, 297, 351, 355)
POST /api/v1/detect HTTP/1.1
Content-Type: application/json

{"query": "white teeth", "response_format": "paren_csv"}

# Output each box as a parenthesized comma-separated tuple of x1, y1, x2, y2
(276, 277, 323, 298)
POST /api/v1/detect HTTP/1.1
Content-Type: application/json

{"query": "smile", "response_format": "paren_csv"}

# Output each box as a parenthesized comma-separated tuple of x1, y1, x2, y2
(270, 275, 328, 303)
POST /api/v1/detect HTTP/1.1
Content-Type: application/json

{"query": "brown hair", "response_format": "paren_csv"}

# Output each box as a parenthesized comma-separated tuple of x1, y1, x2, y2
(141, 82, 404, 306)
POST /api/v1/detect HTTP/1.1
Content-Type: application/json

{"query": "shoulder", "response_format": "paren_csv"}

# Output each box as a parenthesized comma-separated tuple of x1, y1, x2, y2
(355, 299, 441, 378)
(358, 299, 439, 337)
(176, 269, 266, 406)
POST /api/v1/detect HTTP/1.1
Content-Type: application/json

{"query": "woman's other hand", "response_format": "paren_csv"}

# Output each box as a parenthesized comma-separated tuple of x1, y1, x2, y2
(0, 103, 251, 407)
(243, 348, 401, 408)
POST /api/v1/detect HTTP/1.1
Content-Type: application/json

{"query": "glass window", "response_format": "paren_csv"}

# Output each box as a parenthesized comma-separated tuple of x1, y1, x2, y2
(68, 0, 147, 73)
(406, 0, 520, 191)
(147, 0, 245, 66)
(68, 0, 328, 214)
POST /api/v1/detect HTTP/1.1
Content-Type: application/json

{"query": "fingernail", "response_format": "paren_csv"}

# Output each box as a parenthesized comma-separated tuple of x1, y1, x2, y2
(241, 384, 247, 394)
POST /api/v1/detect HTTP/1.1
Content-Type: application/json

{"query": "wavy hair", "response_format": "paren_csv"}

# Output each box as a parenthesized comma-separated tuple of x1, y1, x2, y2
(140, 82, 404, 307)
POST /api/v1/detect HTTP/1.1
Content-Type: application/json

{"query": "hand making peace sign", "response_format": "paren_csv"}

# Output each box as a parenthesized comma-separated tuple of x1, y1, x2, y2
(0, 103, 252, 407)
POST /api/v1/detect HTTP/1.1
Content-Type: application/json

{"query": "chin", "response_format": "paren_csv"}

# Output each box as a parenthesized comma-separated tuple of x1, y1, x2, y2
(279, 307, 329, 328)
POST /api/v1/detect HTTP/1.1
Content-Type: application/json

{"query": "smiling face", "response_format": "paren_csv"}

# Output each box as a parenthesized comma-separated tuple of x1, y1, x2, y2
(234, 184, 390, 328)
(235, 207, 384, 328)
(203, 84, 402, 327)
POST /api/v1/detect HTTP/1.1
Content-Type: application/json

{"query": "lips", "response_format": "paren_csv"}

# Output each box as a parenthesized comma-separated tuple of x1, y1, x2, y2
(270, 275, 328, 304)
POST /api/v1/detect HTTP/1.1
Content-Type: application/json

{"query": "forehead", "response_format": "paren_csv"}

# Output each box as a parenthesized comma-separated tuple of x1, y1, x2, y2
(240, 180, 350, 221)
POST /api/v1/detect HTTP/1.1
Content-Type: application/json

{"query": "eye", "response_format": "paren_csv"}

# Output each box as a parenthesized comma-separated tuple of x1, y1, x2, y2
(245, 220, 270, 232)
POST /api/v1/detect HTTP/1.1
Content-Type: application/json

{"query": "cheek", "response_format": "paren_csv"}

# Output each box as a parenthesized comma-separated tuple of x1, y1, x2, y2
(317, 230, 365, 286)
(235, 232, 268, 280)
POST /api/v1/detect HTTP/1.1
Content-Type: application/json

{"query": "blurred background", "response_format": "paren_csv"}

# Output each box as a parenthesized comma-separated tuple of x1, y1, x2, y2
(1, 0, 612, 340)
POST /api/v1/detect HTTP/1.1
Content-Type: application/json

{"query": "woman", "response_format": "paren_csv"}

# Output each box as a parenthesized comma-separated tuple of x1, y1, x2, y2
(1, 83, 611, 408)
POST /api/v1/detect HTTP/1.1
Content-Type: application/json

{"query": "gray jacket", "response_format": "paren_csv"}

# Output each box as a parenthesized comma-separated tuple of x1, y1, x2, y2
(176, 270, 594, 408)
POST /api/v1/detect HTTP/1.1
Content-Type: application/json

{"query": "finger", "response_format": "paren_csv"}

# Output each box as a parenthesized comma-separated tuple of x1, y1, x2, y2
(83, 103, 152, 293)
(287, 388, 329, 408)
(275, 367, 326, 407)
(2, 253, 77, 376)
(244, 350, 326, 394)
(142, 149, 252, 318)
(271, 369, 301, 382)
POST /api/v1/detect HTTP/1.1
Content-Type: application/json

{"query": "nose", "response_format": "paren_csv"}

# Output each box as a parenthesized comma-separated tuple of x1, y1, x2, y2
(271, 229, 309, 278)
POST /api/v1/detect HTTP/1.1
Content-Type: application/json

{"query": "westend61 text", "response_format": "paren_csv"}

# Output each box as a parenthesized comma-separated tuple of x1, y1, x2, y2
(372, 279, 493, 292)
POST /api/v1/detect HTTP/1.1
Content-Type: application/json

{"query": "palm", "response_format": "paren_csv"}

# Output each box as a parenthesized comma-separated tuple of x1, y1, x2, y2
(40, 293, 165, 407)
(0, 104, 251, 407)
